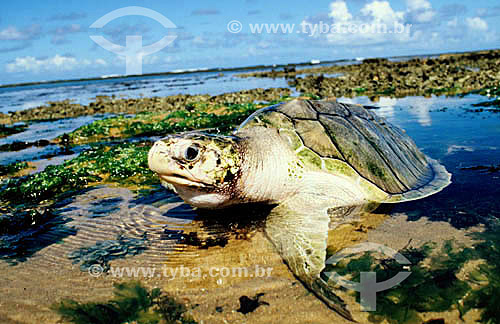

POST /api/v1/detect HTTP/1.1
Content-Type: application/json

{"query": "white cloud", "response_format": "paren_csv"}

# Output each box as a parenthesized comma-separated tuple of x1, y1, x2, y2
(413, 10, 435, 23)
(318, 1, 412, 46)
(52, 24, 81, 35)
(406, 0, 431, 11)
(256, 40, 272, 49)
(257, 0, 496, 56)
(329, 1, 352, 22)
(447, 17, 458, 27)
(6, 55, 105, 73)
(143, 55, 160, 65)
(0, 26, 25, 40)
(405, 0, 435, 23)
(191, 34, 219, 48)
(307, 0, 479, 48)
(361, 1, 404, 24)
(95, 58, 107, 66)
(6, 55, 77, 73)
(466, 17, 488, 31)
(0, 25, 41, 41)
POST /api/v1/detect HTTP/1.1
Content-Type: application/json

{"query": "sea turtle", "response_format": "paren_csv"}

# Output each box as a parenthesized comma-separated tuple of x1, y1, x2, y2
(148, 99, 451, 320)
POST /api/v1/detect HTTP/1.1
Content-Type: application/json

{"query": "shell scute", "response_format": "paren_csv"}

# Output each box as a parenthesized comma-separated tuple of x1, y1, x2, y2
(293, 119, 342, 159)
(279, 99, 317, 119)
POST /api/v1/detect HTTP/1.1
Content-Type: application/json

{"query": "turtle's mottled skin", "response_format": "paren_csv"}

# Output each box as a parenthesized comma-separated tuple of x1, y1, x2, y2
(148, 99, 451, 321)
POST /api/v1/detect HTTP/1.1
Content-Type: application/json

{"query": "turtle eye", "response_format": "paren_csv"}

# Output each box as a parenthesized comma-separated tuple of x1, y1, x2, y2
(184, 145, 200, 161)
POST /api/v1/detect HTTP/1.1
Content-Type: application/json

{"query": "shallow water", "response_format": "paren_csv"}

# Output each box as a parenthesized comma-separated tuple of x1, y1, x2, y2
(0, 116, 104, 146)
(0, 70, 293, 114)
(0, 115, 106, 166)
(1, 92, 500, 323)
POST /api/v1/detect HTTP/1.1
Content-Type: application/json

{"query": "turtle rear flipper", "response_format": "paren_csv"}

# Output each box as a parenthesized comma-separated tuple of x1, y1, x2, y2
(311, 277, 355, 322)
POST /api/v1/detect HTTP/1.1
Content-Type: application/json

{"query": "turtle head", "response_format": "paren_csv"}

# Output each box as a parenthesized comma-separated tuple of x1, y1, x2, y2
(148, 132, 242, 208)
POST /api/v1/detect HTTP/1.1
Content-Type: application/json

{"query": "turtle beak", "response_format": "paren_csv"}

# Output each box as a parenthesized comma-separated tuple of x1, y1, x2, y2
(148, 140, 207, 188)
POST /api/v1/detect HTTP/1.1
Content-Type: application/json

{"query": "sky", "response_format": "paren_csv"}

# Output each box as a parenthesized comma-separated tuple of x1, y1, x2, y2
(0, 0, 499, 85)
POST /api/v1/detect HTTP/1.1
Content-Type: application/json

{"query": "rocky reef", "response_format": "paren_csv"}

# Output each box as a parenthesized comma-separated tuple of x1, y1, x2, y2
(238, 49, 500, 99)
(0, 88, 291, 124)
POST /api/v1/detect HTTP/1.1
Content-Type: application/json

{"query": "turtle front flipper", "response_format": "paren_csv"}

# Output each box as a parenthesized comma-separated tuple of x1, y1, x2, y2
(264, 192, 357, 321)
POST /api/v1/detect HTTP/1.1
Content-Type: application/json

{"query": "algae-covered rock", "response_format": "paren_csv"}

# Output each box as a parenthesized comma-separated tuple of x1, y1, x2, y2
(0, 161, 29, 176)
(239, 49, 500, 99)
(0, 142, 156, 205)
(0, 123, 27, 137)
(2, 88, 291, 124)
(66, 102, 272, 144)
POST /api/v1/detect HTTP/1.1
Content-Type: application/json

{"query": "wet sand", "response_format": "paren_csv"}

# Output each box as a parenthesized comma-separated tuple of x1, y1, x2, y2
(0, 186, 485, 323)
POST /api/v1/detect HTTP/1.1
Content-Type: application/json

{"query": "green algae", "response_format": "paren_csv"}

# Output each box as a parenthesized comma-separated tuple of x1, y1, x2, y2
(367, 161, 386, 180)
(375, 87, 396, 96)
(0, 142, 156, 205)
(428, 86, 461, 95)
(67, 102, 264, 144)
(136, 102, 260, 135)
(52, 281, 197, 324)
(458, 226, 500, 324)
(124, 106, 252, 136)
(1, 165, 99, 204)
(324, 224, 500, 324)
(471, 86, 500, 109)
(354, 87, 367, 94)
(0, 161, 29, 176)
(477, 85, 500, 97)
(302, 93, 322, 100)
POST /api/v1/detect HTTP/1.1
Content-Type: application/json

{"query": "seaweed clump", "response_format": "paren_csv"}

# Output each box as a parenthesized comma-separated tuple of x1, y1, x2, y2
(458, 227, 500, 323)
(364, 242, 472, 323)
(52, 281, 197, 324)
(324, 224, 500, 324)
